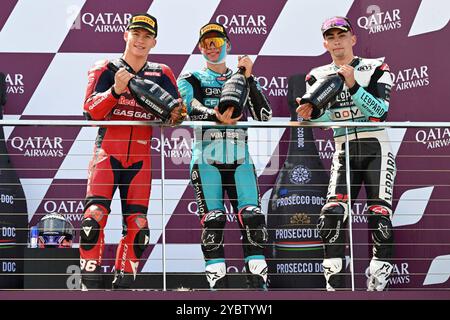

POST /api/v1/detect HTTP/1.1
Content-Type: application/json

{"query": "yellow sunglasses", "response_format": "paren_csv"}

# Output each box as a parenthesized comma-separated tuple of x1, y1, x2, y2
(199, 37, 226, 49)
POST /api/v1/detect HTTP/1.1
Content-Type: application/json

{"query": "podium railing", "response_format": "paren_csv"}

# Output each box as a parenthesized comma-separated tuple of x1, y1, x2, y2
(1, 119, 449, 292)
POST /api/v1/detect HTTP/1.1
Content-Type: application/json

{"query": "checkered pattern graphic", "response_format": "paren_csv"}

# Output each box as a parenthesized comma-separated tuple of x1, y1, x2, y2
(0, 0, 449, 287)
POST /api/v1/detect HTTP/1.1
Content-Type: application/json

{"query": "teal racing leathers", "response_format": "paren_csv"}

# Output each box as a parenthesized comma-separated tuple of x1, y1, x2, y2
(177, 67, 271, 289)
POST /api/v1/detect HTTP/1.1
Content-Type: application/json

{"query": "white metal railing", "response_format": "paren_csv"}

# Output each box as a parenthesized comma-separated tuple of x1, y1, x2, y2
(2, 119, 450, 128)
(1, 119, 449, 292)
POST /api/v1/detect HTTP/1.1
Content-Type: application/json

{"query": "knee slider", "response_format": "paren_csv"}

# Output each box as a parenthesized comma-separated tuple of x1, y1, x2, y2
(126, 214, 150, 258)
(80, 205, 107, 251)
(317, 202, 345, 243)
(201, 210, 226, 252)
(134, 227, 150, 258)
(368, 205, 393, 244)
(80, 218, 100, 251)
(238, 206, 268, 248)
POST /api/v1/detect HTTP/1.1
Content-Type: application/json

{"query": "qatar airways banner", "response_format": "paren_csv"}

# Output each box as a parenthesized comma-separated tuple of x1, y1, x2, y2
(0, 0, 449, 290)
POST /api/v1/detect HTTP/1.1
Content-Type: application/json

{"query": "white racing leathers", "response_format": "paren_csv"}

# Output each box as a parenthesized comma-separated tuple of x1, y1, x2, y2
(307, 57, 396, 291)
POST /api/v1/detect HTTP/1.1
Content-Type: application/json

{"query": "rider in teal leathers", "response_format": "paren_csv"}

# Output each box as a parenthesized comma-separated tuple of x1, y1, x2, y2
(177, 23, 272, 289)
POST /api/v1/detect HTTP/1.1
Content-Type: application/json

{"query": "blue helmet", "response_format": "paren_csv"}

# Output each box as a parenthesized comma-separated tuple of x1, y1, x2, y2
(37, 213, 74, 248)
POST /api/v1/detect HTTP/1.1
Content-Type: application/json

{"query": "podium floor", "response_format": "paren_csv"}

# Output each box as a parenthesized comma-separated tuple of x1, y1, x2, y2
(1, 289, 449, 300)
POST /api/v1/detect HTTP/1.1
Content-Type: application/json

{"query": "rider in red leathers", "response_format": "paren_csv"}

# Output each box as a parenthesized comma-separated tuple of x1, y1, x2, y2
(80, 13, 184, 290)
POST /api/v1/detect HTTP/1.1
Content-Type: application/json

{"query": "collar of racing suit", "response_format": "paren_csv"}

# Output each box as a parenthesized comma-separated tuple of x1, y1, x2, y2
(331, 56, 361, 70)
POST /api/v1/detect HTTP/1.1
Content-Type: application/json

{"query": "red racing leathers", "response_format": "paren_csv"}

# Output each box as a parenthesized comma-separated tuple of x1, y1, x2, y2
(80, 58, 180, 289)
